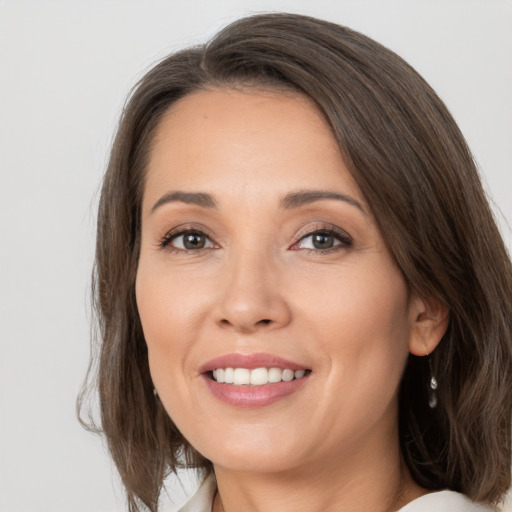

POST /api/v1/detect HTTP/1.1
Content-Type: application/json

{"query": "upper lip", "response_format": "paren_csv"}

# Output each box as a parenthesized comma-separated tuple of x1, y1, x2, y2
(198, 353, 309, 373)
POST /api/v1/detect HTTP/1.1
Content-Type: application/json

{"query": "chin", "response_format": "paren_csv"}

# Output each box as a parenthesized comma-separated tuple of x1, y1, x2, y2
(189, 425, 305, 474)
(209, 449, 301, 474)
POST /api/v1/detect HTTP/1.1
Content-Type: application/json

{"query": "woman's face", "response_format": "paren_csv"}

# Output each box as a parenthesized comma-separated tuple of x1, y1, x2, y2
(136, 88, 421, 474)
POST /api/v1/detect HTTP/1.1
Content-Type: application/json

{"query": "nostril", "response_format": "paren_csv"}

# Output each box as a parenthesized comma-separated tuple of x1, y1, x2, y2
(217, 317, 275, 332)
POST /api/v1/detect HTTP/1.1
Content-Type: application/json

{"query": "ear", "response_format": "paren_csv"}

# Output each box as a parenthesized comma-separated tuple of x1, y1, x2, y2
(408, 295, 450, 356)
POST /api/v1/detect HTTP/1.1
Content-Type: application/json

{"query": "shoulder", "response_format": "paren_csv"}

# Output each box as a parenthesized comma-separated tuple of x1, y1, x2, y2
(397, 491, 496, 512)
(177, 474, 216, 512)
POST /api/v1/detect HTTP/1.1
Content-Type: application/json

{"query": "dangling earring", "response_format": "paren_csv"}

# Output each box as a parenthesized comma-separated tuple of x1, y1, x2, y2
(153, 388, 158, 397)
(427, 356, 438, 409)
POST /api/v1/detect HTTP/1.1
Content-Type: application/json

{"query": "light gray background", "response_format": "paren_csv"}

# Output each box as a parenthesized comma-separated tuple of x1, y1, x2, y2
(0, 1, 511, 511)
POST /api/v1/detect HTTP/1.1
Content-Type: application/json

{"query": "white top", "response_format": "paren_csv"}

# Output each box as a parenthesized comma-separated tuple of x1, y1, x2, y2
(177, 475, 496, 512)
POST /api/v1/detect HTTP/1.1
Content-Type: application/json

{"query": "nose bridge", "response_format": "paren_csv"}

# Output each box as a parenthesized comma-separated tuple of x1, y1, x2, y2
(216, 241, 290, 332)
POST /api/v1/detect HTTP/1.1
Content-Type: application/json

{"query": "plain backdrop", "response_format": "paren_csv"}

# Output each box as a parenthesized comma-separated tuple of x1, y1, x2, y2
(0, 1, 511, 511)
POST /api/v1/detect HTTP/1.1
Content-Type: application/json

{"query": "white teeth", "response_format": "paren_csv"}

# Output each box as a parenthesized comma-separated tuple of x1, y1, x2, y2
(233, 368, 250, 385)
(224, 367, 234, 384)
(268, 367, 282, 383)
(282, 369, 294, 382)
(211, 367, 308, 385)
(250, 368, 268, 385)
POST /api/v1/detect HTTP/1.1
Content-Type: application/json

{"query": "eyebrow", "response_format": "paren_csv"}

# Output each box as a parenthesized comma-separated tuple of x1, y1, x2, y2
(151, 191, 217, 213)
(150, 189, 365, 215)
(280, 190, 366, 214)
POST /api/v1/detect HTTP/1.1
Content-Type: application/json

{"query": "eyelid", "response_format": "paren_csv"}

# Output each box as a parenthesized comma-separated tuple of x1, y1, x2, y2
(290, 223, 353, 251)
(158, 224, 218, 251)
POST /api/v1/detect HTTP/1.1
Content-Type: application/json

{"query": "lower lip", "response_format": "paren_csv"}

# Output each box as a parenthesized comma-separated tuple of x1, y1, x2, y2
(202, 374, 309, 408)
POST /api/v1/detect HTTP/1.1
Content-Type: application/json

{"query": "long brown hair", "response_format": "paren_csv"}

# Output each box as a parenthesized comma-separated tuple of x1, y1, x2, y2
(79, 12, 512, 512)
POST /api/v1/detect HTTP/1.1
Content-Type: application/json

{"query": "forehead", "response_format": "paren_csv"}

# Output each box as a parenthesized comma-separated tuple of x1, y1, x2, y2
(150, 86, 331, 153)
(143, 87, 365, 210)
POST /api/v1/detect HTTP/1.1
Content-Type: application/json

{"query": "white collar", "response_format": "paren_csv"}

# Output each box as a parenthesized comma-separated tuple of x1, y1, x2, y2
(177, 475, 495, 512)
(177, 474, 216, 512)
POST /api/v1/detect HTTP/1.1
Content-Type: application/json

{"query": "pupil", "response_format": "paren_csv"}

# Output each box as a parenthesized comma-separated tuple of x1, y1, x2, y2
(184, 233, 205, 249)
(313, 233, 333, 249)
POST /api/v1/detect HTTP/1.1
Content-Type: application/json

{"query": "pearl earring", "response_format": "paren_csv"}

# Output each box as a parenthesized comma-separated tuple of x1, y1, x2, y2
(427, 356, 438, 409)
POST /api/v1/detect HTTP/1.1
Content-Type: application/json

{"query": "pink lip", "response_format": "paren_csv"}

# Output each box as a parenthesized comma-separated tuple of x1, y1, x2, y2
(198, 353, 308, 373)
(198, 353, 311, 408)
(201, 374, 310, 408)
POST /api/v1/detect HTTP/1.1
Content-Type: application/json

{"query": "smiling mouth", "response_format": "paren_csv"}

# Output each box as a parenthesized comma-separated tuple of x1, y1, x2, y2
(210, 367, 312, 386)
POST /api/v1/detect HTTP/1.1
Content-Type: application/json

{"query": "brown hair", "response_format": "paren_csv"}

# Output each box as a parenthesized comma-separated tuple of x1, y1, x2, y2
(79, 12, 512, 512)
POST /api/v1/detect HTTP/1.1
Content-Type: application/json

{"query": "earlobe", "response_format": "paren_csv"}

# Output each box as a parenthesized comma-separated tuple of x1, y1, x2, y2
(408, 295, 450, 356)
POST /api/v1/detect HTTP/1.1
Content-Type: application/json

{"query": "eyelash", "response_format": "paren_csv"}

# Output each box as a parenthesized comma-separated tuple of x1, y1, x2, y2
(159, 224, 353, 255)
(159, 226, 215, 253)
(291, 225, 353, 254)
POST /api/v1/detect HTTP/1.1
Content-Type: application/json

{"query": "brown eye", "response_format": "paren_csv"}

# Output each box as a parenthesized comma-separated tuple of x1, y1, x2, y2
(295, 228, 352, 252)
(311, 233, 335, 249)
(163, 230, 214, 251)
(181, 232, 207, 249)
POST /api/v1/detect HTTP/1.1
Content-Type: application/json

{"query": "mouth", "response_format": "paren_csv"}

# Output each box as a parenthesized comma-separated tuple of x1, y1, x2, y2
(209, 367, 311, 386)
(199, 353, 312, 407)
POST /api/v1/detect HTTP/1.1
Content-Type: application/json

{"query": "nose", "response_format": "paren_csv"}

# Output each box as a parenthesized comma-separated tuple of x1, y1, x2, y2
(214, 249, 292, 334)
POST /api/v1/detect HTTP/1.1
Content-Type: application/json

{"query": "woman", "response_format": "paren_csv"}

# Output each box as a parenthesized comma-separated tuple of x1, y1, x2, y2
(81, 12, 512, 512)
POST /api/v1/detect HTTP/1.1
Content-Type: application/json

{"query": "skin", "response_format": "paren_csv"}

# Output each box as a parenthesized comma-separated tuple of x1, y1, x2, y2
(136, 88, 448, 512)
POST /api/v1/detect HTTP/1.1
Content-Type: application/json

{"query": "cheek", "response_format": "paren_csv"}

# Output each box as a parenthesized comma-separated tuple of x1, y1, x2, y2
(135, 265, 202, 380)
(137, 258, 211, 333)
(297, 260, 411, 398)
(299, 257, 409, 331)
(135, 265, 212, 430)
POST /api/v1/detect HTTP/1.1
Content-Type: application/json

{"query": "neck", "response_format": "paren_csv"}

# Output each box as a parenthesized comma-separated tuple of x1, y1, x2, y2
(212, 430, 425, 512)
